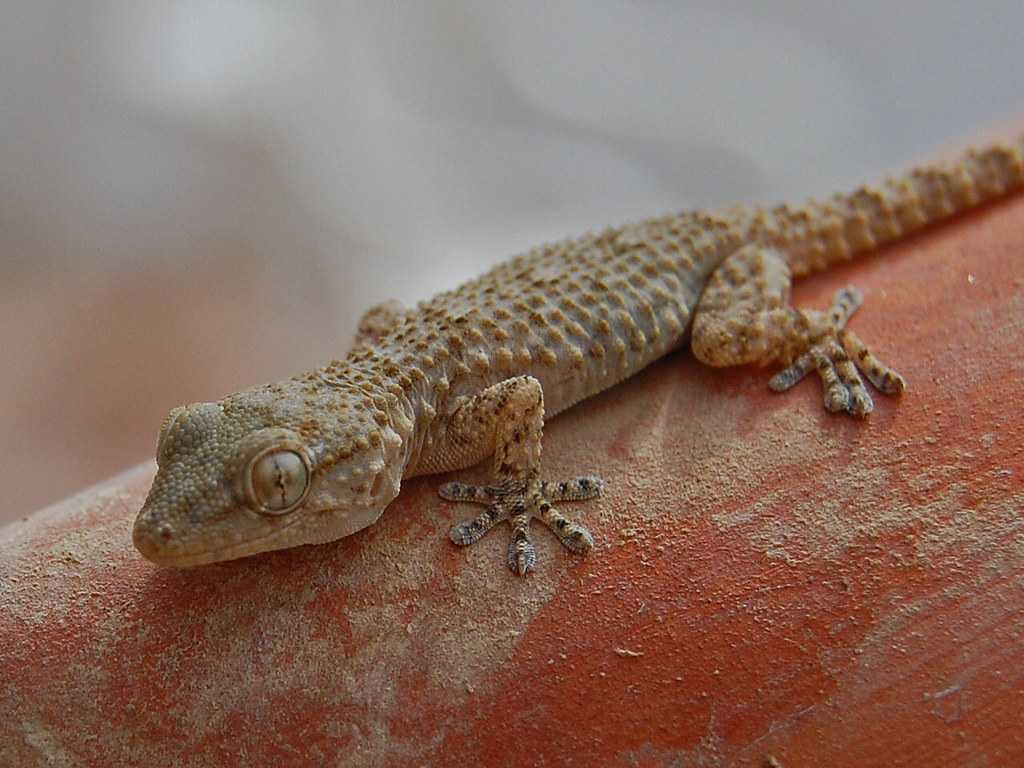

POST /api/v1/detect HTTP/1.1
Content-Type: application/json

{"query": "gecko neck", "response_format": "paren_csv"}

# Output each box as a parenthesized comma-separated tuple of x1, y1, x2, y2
(337, 344, 445, 481)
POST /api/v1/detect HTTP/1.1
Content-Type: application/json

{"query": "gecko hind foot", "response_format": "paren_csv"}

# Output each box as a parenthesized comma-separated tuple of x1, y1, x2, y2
(440, 475, 603, 575)
(769, 286, 906, 417)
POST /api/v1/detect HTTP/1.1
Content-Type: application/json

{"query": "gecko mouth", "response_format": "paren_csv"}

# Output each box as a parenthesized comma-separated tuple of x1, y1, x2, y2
(133, 507, 305, 568)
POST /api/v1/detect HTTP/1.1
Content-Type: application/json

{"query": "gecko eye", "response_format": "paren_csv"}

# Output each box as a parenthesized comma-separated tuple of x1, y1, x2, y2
(156, 406, 185, 466)
(245, 448, 312, 515)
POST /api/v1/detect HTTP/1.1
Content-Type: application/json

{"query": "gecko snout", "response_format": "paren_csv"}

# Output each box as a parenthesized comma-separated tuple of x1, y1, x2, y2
(132, 510, 175, 562)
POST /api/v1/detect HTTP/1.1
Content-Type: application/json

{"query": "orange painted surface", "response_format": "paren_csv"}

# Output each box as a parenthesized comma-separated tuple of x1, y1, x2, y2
(2, 192, 1023, 767)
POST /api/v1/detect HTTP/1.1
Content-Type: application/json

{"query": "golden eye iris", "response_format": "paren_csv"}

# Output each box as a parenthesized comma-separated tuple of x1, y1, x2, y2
(247, 449, 310, 515)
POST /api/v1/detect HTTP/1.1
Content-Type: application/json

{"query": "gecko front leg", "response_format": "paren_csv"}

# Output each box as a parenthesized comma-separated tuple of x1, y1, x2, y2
(436, 375, 603, 575)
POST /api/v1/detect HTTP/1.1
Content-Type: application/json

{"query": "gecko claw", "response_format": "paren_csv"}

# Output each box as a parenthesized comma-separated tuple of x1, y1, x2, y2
(507, 529, 537, 576)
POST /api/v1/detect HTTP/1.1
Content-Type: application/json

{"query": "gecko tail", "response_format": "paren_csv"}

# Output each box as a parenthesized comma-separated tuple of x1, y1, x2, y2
(747, 135, 1024, 278)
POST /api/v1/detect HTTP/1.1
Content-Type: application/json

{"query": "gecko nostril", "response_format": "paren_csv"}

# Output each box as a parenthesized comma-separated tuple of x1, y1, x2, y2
(133, 513, 168, 560)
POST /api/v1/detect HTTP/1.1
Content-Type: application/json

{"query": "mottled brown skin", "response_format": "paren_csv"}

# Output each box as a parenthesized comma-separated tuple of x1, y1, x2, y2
(134, 139, 1024, 573)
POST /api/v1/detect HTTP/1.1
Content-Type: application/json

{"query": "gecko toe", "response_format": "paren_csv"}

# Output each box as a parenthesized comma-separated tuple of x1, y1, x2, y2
(541, 476, 605, 501)
(439, 481, 493, 504)
(559, 523, 595, 555)
(507, 524, 537, 576)
(538, 501, 594, 554)
(449, 504, 503, 546)
(847, 385, 874, 417)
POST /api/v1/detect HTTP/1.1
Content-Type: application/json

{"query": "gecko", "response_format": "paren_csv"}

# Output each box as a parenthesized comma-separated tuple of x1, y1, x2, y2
(133, 137, 1024, 574)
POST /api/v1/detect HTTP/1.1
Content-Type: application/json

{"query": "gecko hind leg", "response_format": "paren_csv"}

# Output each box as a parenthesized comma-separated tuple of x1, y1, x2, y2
(692, 244, 906, 417)
(436, 376, 603, 575)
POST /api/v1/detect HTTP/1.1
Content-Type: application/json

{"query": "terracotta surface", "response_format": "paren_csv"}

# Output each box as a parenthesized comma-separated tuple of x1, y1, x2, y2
(2, 193, 1023, 767)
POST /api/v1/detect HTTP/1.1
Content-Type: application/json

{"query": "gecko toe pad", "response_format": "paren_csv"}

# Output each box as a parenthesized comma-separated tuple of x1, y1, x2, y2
(507, 516, 537, 576)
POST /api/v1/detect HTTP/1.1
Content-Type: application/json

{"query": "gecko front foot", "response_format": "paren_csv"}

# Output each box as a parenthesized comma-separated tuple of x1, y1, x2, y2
(440, 475, 603, 575)
(768, 286, 906, 417)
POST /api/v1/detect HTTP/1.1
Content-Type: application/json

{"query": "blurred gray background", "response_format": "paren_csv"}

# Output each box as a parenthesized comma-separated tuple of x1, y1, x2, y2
(3, 1, 1024, 522)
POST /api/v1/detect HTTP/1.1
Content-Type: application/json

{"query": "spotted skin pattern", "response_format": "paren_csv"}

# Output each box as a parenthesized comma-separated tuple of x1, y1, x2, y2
(135, 139, 1024, 573)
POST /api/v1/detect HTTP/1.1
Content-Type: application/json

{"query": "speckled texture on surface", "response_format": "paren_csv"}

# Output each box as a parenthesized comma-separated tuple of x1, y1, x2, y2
(2, 193, 1023, 767)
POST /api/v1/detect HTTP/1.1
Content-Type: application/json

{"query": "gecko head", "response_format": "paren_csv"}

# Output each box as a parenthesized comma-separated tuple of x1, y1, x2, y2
(133, 380, 411, 567)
